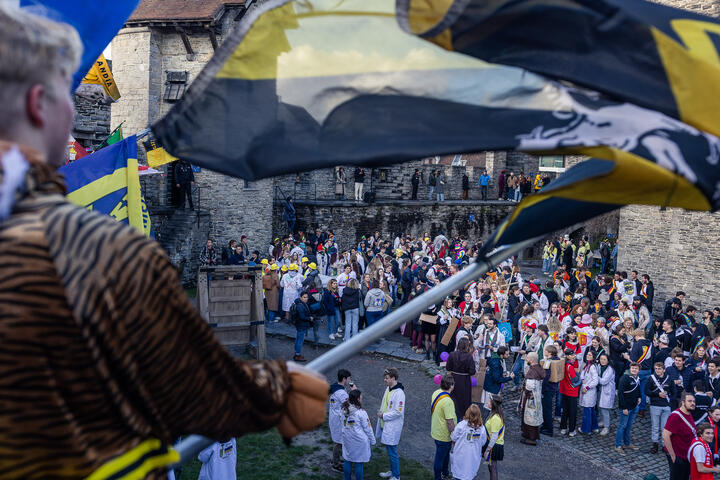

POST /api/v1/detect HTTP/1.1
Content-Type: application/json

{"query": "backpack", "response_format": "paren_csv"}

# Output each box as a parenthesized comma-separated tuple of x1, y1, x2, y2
(567, 363, 582, 388)
(289, 303, 300, 325)
(549, 359, 565, 383)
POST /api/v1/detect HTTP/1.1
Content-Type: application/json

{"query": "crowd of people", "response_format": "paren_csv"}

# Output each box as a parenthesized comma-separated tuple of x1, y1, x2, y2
(329, 166, 553, 203)
(199, 227, 720, 480)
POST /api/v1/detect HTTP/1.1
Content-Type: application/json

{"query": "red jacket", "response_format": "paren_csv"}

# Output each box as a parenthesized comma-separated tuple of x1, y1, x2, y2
(559, 360, 580, 397)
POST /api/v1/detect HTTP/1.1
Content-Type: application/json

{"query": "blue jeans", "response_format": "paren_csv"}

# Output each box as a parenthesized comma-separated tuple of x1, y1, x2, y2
(433, 440, 451, 480)
(294, 327, 307, 355)
(581, 406, 598, 433)
(344, 308, 359, 341)
(428, 186, 435, 200)
(343, 461, 363, 480)
(513, 357, 525, 386)
(650, 405, 671, 445)
(386, 444, 400, 478)
(436, 193, 445, 202)
(366, 310, 383, 327)
(514, 188, 522, 202)
(601, 257, 608, 274)
(542, 385, 558, 433)
(616, 405, 639, 447)
(638, 369, 651, 411)
(554, 387, 563, 417)
(542, 258, 552, 273)
(266, 310, 276, 324)
(328, 310, 341, 335)
(481, 185, 488, 200)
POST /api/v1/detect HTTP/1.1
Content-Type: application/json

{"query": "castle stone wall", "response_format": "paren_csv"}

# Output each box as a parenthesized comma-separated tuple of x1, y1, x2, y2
(617, 0, 720, 313)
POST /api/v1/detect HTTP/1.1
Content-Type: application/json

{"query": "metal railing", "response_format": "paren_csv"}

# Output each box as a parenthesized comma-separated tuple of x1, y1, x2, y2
(171, 237, 538, 467)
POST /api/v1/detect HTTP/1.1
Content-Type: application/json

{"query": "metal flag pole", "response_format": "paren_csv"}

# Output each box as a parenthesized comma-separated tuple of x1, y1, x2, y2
(171, 237, 539, 467)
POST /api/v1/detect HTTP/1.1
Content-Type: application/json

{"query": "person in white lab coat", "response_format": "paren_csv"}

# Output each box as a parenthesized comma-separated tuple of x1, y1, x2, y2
(342, 389, 375, 480)
(280, 265, 304, 316)
(329, 369, 354, 472)
(197, 439, 237, 480)
(376, 367, 405, 480)
(450, 404, 487, 480)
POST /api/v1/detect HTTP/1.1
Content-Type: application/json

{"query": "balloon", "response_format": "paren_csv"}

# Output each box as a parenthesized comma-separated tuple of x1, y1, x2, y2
(440, 351, 450, 362)
(471, 377, 478, 387)
(433, 374, 442, 385)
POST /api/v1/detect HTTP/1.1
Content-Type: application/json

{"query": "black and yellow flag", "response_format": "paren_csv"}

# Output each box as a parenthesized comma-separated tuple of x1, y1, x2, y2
(400, 0, 720, 139)
(152, 0, 720, 240)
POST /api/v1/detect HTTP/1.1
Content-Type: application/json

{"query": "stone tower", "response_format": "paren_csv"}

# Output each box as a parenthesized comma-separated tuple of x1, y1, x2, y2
(618, 0, 720, 313)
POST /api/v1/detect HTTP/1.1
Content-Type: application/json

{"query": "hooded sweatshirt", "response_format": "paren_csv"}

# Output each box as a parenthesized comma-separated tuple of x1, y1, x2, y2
(364, 288, 387, 312)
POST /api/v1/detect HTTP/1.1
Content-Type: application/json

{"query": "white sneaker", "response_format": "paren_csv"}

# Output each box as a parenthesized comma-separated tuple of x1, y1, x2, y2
(568, 430, 577, 437)
(329, 334, 335, 340)
(560, 429, 567, 435)
(600, 427, 609, 436)
(379, 472, 392, 479)
(389, 477, 400, 480)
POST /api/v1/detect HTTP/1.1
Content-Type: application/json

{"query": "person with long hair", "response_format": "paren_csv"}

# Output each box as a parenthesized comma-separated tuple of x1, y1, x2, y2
(342, 389, 375, 480)
(579, 350, 600, 434)
(342, 278, 361, 341)
(447, 337, 477, 420)
(484, 395, 506, 480)
(450, 404, 487, 480)
(597, 353, 616, 435)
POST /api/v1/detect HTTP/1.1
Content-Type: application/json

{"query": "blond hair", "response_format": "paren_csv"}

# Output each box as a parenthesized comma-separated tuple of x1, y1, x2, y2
(0, 5, 82, 131)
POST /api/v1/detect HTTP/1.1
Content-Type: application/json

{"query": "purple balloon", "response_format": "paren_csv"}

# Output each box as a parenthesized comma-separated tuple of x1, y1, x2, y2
(471, 377, 478, 387)
(440, 351, 450, 362)
(433, 374, 442, 385)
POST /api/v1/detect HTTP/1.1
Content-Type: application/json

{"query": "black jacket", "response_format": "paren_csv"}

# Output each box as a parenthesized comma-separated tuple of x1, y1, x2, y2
(630, 339, 653, 371)
(705, 372, 720, 401)
(174, 161, 195, 184)
(644, 373, 675, 407)
(341, 287, 360, 312)
(609, 335, 629, 364)
(618, 374, 642, 410)
(293, 298, 313, 328)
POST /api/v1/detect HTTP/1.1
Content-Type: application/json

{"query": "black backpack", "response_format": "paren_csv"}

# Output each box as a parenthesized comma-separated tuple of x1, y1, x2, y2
(289, 303, 300, 325)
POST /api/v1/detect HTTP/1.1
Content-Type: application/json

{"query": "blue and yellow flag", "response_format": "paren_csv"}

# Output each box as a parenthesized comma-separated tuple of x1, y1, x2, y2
(59, 136, 152, 237)
(400, 0, 720, 139)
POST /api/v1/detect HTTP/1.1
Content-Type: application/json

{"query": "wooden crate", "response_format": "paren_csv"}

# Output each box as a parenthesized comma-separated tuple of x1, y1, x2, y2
(197, 265, 266, 359)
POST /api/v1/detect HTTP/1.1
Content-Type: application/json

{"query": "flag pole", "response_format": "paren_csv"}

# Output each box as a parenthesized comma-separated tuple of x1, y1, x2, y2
(97, 121, 125, 149)
(171, 236, 539, 467)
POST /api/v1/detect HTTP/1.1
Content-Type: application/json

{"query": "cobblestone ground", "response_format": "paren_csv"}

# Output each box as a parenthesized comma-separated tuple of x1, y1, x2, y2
(425, 360, 669, 480)
(263, 337, 637, 480)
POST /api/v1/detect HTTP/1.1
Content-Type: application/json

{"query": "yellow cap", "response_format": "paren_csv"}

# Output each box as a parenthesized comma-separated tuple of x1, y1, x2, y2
(308, 262, 317, 269)
(261, 259, 269, 265)
(281, 265, 288, 272)
(289, 263, 298, 271)
(270, 264, 278, 270)
(424, 237, 430, 242)
(302, 257, 309, 263)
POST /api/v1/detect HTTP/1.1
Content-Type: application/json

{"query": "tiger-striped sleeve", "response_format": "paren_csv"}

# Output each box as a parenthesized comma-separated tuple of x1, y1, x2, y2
(44, 204, 291, 442)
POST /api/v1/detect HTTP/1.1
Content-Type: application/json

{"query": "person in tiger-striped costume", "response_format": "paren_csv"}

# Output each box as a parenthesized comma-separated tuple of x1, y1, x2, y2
(0, 6, 328, 479)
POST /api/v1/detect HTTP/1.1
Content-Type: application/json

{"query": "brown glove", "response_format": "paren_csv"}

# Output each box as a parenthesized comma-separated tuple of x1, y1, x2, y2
(276, 366, 329, 439)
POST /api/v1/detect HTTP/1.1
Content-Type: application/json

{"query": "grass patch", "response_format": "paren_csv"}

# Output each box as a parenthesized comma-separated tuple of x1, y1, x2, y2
(177, 430, 324, 480)
(175, 430, 432, 480)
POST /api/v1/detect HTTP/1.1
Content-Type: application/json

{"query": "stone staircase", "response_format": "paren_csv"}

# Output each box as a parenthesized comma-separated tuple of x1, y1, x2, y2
(151, 207, 211, 286)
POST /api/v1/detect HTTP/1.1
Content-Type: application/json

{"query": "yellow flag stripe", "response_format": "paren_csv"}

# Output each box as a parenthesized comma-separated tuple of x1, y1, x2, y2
(85, 439, 179, 480)
(491, 147, 710, 245)
(66, 167, 129, 207)
(652, 23, 720, 139)
(126, 158, 143, 234)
